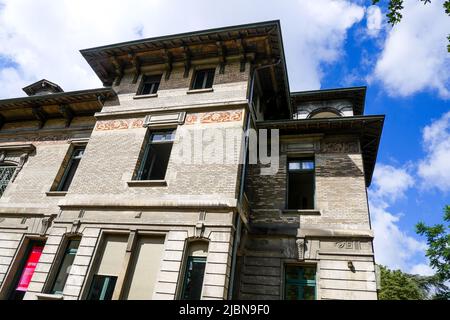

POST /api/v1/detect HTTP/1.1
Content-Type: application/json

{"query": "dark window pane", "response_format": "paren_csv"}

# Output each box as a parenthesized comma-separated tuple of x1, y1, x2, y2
(139, 75, 161, 95)
(137, 131, 174, 181)
(192, 69, 215, 89)
(284, 266, 316, 300)
(288, 158, 315, 210)
(87, 275, 117, 300)
(58, 147, 85, 191)
(50, 239, 80, 294)
(182, 257, 206, 300)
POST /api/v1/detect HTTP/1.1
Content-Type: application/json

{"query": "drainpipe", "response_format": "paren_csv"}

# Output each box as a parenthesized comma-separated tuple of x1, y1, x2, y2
(227, 59, 282, 299)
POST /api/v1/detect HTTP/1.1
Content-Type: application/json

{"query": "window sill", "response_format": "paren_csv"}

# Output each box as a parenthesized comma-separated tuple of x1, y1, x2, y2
(282, 209, 321, 216)
(46, 191, 68, 197)
(186, 88, 214, 94)
(35, 293, 64, 300)
(127, 180, 167, 187)
(133, 93, 158, 99)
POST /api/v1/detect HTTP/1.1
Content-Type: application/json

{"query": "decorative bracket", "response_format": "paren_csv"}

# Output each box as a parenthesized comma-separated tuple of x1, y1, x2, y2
(182, 45, 192, 78)
(162, 48, 173, 80)
(110, 56, 123, 86)
(216, 41, 227, 74)
(59, 104, 74, 128)
(32, 106, 47, 129)
(40, 215, 55, 236)
(128, 53, 141, 84)
(296, 238, 305, 261)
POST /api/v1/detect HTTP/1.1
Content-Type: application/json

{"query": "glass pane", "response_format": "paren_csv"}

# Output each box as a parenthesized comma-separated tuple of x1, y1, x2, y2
(301, 161, 315, 170)
(51, 239, 80, 294)
(87, 275, 117, 300)
(285, 266, 299, 280)
(150, 131, 175, 142)
(303, 285, 316, 300)
(288, 162, 301, 171)
(302, 267, 316, 281)
(192, 70, 206, 89)
(58, 147, 85, 191)
(205, 69, 215, 88)
(285, 284, 299, 300)
(182, 257, 206, 300)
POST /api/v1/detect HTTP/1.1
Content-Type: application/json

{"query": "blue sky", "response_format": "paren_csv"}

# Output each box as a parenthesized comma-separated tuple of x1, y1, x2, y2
(0, 0, 449, 275)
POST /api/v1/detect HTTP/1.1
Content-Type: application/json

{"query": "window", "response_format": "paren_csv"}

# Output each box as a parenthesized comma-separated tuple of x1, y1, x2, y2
(87, 275, 117, 300)
(49, 238, 80, 294)
(191, 69, 215, 90)
(181, 241, 208, 300)
(86, 234, 127, 300)
(8, 240, 46, 300)
(0, 164, 16, 198)
(138, 75, 161, 95)
(284, 266, 316, 300)
(287, 158, 315, 210)
(57, 146, 85, 191)
(136, 130, 175, 181)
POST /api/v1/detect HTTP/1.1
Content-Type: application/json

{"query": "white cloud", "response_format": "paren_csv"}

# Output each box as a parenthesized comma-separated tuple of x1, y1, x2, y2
(369, 164, 427, 271)
(372, 0, 450, 98)
(371, 203, 427, 271)
(0, 0, 365, 98)
(409, 263, 434, 276)
(371, 164, 415, 204)
(418, 111, 450, 192)
(366, 5, 382, 37)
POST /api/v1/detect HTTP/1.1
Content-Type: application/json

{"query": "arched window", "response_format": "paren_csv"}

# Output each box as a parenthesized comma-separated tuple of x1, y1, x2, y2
(308, 108, 342, 119)
(180, 240, 209, 300)
(0, 163, 17, 198)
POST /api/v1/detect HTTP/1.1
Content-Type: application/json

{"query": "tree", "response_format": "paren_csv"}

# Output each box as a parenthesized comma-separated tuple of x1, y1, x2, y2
(378, 265, 427, 299)
(378, 265, 449, 299)
(415, 205, 450, 299)
(372, 0, 450, 52)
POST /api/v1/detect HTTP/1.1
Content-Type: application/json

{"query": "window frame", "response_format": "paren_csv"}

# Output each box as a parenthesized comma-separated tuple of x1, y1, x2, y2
(283, 264, 317, 300)
(55, 145, 86, 192)
(137, 74, 162, 96)
(286, 157, 316, 210)
(0, 163, 17, 198)
(134, 129, 176, 181)
(46, 236, 81, 295)
(191, 68, 216, 90)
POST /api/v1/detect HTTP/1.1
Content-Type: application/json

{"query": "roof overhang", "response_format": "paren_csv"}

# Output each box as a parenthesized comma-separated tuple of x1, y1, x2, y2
(80, 20, 291, 118)
(0, 88, 116, 126)
(291, 86, 366, 116)
(257, 115, 384, 187)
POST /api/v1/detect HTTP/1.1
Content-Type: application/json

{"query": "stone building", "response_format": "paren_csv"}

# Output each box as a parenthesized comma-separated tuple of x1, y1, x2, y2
(0, 21, 383, 300)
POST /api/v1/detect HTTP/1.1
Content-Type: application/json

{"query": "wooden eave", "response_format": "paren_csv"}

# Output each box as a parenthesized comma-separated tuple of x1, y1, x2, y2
(0, 88, 115, 125)
(80, 20, 292, 116)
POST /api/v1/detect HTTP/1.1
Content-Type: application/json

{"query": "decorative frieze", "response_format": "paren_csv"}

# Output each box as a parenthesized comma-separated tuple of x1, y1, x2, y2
(320, 141, 360, 153)
(95, 118, 144, 131)
(185, 110, 243, 125)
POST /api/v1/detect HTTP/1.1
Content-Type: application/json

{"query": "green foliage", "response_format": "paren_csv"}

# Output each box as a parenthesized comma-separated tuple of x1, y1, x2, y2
(372, 0, 450, 52)
(415, 205, 450, 284)
(378, 265, 449, 300)
(378, 265, 426, 299)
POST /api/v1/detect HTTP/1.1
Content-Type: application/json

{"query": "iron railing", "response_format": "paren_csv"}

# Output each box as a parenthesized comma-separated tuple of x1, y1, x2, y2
(0, 166, 16, 198)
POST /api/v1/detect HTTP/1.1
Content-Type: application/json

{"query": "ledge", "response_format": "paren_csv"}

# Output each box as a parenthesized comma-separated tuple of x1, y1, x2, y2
(46, 191, 68, 197)
(127, 180, 167, 187)
(35, 293, 64, 300)
(186, 88, 214, 94)
(283, 209, 322, 216)
(297, 228, 374, 239)
(0, 143, 36, 153)
(58, 196, 238, 210)
(133, 93, 158, 100)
